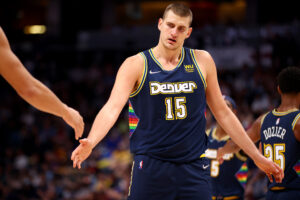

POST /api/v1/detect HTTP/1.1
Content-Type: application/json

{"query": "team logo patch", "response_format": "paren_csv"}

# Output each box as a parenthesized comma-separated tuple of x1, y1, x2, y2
(276, 118, 280, 125)
(184, 64, 194, 72)
(139, 161, 143, 169)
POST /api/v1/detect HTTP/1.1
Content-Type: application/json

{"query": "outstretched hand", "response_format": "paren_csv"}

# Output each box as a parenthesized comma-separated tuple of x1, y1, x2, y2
(254, 154, 284, 183)
(71, 138, 93, 169)
(63, 106, 84, 140)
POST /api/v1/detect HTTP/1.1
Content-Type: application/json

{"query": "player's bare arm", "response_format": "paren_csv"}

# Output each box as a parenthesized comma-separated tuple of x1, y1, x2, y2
(217, 115, 263, 159)
(193, 49, 283, 182)
(0, 27, 84, 139)
(294, 116, 300, 142)
(71, 54, 144, 169)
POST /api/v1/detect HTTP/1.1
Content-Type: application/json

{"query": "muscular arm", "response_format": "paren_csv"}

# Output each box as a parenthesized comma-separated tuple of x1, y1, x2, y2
(71, 54, 144, 168)
(219, 116, 263, 155)
(87, 55, 144, 148)
(0, 27, 83, 139)
(194, 50, 260, 160)
(194, 50, 283, 182)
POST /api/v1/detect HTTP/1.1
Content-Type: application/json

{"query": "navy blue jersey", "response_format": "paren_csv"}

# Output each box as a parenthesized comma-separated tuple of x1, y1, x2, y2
(129, 47, 207, 163)
(206, 127, 247, 198)
(260, 109, 300, 190)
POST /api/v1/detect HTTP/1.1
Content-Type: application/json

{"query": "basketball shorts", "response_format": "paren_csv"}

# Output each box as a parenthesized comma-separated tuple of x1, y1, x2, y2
(128, 154, 212, 200)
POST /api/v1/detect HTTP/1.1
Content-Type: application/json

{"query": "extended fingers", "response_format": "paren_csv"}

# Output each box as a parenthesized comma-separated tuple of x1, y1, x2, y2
(274, 164, 284, 183)
(73, 155, 78, 168)
(271, 163, 284, 183)
(73, 155, 82, 169)
(266, 173, 273, 183)
(71, 151, 75, 161)
(75, 115, 84, 140)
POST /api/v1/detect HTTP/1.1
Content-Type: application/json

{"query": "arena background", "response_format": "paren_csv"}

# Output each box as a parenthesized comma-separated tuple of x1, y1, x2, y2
(0, 0, 299, 199)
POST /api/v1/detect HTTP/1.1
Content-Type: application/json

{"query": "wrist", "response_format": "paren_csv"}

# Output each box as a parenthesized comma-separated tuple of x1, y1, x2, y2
(249, 148, 263, 162)
(86, 137, 97, 149)
(61, 104, 70, 119)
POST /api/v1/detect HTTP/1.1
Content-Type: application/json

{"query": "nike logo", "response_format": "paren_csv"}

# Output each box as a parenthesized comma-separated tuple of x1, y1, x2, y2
(202, 164, 210, 170)
(149, 70, 161, 74)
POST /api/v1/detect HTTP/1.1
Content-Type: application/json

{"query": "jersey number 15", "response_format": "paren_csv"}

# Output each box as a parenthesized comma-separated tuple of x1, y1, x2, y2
(165, 97, 187, 120)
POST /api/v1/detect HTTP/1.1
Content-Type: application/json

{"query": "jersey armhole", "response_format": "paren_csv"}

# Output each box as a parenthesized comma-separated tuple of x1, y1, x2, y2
(260, 112, 269, 126)
(205, 128, 211, 136)
(190, 49, 207, 90)
(292, 113, 300, 130)
(129, 52, 148, 98)
(235, 151, 248, 162)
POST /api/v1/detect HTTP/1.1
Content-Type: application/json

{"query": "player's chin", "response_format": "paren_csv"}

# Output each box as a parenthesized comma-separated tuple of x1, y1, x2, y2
(165, 42, 178, 50)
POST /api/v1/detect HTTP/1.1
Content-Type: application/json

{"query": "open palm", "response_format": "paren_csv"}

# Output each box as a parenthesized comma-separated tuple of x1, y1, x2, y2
(71, 138, 93, 169)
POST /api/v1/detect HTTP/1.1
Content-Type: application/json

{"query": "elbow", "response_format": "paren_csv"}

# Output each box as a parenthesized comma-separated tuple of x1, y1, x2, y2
(16, 86, 39, 100)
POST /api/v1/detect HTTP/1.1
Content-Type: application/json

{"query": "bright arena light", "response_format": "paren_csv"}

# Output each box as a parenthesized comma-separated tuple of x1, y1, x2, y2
(24, 25, 47, 34)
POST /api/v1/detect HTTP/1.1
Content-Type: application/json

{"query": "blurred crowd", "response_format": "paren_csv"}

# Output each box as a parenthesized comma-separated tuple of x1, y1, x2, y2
(0, 22, 300, 200)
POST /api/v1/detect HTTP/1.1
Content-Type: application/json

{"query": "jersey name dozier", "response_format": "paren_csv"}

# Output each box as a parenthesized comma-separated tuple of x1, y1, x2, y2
(263, 126, 286, 140)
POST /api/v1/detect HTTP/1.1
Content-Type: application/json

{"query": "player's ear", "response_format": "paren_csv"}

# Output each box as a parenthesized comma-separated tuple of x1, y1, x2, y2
(186, 27, 192, 39)
(158, 18, 163, 31)
(277, 85, 282, 95)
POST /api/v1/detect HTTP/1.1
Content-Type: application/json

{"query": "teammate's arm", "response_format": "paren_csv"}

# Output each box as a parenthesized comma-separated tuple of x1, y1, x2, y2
(71, 54, 144, 169)
(293, 115, 300, 142)
(0, 27, 84, 139)
(194, 50, 283, 182)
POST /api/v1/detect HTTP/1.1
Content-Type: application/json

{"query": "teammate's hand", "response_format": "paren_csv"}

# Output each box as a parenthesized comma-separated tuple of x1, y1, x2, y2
(71, 138, 93, 169)
(216, 147, 225, 164)
(254, 154, 284, 183)
(62, 105, 84, 140)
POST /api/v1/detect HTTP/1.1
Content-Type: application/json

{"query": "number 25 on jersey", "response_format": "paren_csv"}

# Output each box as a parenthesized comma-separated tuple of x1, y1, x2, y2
(263, 143, 285, 170)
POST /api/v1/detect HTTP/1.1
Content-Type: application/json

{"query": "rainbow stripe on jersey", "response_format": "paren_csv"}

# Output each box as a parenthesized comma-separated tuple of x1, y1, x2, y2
(129, 102, 139, 136)
(235, 163, 248, 188)
(294, 160, 300, 176)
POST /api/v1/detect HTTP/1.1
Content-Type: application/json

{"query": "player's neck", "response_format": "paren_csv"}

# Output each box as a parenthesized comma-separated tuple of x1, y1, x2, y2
(276, 94, 299, 112)
(152, 44, 182, 64)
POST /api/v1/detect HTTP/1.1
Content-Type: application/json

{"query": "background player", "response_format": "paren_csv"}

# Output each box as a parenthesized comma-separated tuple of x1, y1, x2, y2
(0, 27, 84, 139)
(218, 66, 300, 200)
(71, 3, 283, 200)
(206, 95, 248, 200)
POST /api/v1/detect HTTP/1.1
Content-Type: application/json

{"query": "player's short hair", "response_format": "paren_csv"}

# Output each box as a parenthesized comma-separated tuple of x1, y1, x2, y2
(277, 66, 300, 94)
(163, 3, 193, 26)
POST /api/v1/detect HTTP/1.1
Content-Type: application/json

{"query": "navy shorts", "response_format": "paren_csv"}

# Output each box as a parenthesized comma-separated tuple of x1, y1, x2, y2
(128, 154, 212, 200)
(266, 189, 300, 200)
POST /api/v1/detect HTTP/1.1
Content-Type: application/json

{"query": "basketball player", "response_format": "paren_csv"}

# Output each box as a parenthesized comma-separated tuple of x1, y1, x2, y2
(0, 27, 84, 139)
(217, 67, 300, 200)
(71, 3, 283, 199)
(206, 95, 247, 200)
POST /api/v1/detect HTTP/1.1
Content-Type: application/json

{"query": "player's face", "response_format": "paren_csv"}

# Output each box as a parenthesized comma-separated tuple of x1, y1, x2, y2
(158, 10, 192, 50)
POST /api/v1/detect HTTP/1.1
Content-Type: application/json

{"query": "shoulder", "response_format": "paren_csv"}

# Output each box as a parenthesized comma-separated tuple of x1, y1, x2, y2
(120, 53, 145, 72)
(253, 112, 269, 129)
(193, 49, 214, 63)
(116, 53, 146, 83)
(123, 53, 145, 66)
(0, 27, 9, 49)
(293, 112, 300, 142)
(248, 113, 267, 134)
(191, 49, 216, 80)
